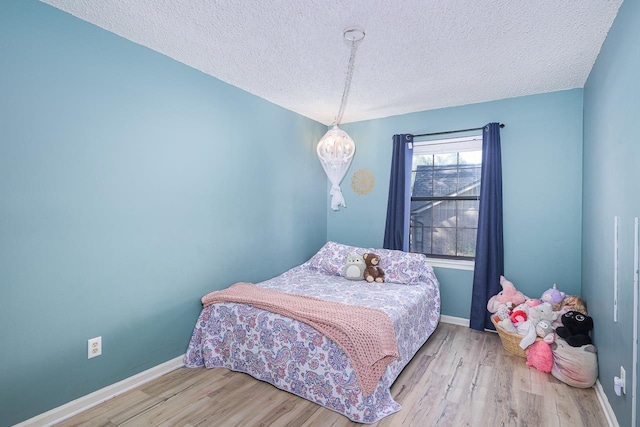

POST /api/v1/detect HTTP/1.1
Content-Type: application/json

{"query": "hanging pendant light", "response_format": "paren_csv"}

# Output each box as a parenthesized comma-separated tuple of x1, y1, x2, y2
(317, 26, 365, 211)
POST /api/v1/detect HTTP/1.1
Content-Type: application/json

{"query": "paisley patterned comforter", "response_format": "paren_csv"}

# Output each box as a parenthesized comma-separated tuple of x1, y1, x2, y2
(184, 242, 440, 423)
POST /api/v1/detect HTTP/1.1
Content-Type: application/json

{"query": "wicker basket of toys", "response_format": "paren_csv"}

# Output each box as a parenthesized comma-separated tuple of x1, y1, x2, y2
(492, 317, 529, 358)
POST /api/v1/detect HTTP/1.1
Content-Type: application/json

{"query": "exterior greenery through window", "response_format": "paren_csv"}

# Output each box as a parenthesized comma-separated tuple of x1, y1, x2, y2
(410, 135, 482, 260)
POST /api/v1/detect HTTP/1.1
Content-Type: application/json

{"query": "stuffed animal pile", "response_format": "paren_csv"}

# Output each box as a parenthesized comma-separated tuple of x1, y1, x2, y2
(488, 276, 597, 387)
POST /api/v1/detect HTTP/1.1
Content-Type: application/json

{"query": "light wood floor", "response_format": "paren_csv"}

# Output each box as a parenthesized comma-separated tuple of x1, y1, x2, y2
(55, 323, 608, 426)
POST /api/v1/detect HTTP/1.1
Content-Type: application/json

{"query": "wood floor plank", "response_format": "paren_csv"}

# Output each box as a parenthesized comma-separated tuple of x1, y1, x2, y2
(54, 323, 609, 427)
(57, 390, 162, 427)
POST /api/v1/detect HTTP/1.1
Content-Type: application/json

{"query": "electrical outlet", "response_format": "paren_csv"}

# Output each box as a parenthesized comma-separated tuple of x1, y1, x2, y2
(88, 336, 102, 359)
(614, 366, 626, 396)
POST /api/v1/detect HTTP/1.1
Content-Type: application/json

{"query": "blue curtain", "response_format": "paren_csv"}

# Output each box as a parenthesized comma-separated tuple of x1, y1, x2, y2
(383, 134, 413, 251)
(470, 123, 504, 331)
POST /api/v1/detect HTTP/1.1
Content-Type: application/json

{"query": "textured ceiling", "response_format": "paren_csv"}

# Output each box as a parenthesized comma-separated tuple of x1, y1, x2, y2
(41, 0, 622, 125)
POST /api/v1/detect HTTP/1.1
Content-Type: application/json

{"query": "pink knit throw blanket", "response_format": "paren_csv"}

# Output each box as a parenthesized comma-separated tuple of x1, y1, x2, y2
(201, 282, 399, 395)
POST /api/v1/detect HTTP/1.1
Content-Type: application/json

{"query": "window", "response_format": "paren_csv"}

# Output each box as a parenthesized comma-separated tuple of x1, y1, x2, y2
(410, 135, 482, 260)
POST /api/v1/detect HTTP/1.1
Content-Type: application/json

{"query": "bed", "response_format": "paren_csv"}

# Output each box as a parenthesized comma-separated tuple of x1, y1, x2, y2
(183, 241, 441, 423)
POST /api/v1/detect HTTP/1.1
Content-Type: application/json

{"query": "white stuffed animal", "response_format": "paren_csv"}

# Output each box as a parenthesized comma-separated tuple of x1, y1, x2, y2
(519, 303, 557, 349)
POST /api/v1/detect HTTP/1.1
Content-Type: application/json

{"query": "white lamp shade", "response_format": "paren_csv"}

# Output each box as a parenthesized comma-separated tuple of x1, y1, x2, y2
(317, 125, 355, 211)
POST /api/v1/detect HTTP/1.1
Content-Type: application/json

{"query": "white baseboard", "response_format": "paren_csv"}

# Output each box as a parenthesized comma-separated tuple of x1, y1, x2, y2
(440, 314, 470, 327)
(595, 379, 620, 427)
(15, 355, 185, 427)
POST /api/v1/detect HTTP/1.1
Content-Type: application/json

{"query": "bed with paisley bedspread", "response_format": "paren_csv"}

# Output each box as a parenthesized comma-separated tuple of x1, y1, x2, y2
(183, 241, 440, 423)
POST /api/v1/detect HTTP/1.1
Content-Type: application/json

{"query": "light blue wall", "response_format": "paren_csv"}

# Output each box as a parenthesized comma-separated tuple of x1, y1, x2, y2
(4, 0, 633, 424)
(330, 90, 584, 316)
(583, 0, 639, 425)
(0, 1, 327, 425)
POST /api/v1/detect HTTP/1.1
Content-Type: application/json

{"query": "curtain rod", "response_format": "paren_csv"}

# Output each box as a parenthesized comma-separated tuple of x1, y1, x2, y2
(409, 123, 505, 139)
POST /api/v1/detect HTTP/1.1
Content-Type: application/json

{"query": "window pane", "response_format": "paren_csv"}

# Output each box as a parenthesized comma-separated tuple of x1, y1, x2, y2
(410, 201, 432, 254)
(459, 150, 482, 165)
(458, 150, 481, 196)
(457, 228, 477, 257)
(410, 224, 431, 254)
(433, 200, 456, 227)
(413, 153, 434, 167)
(457, 200, 479, 228)
(412, 165, 433, 197)
(410, 201, 433, 225)
(433, 166, 458, 197)
(432, 227, 456, 256)
(412, 154, 434, 196)
(457, 164, 481, 195)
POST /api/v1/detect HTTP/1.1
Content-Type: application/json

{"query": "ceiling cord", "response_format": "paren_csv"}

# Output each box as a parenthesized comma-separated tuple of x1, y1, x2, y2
(333, 38, 361, 126)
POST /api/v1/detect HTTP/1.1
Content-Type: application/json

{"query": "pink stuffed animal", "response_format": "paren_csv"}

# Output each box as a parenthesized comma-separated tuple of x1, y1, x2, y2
(510, 310, 528, 326)
(525, 319, 556, 371)
(525, 298, 541, 307)
(487, 275, 527, 313)
(526, 341, 554, 373)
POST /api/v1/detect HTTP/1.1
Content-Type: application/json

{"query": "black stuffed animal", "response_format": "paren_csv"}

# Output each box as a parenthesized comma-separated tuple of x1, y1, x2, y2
(556, 310, 594, 347)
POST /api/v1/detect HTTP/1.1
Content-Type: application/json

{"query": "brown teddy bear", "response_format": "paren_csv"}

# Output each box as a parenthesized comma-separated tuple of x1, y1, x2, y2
(362, 253, 385, 283)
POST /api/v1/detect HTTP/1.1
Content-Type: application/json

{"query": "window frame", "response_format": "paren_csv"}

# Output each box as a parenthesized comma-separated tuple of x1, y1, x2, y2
(409, 134, 482, 267)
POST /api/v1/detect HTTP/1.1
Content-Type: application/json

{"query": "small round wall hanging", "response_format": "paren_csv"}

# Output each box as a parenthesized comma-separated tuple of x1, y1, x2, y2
(351, 169, 375, 195)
